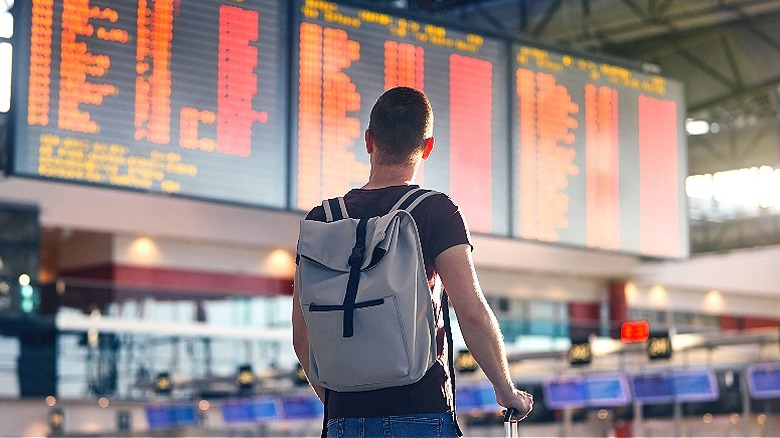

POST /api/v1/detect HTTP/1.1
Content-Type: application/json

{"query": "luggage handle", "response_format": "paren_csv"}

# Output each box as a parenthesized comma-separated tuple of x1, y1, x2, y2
(503, 407, 521, 438)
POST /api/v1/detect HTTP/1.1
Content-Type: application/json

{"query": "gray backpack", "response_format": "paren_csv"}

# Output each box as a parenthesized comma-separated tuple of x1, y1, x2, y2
(296, 188, 440, 392)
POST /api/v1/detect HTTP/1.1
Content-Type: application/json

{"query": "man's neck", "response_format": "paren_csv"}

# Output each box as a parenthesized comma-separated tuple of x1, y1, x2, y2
(362, 163, 418, 189)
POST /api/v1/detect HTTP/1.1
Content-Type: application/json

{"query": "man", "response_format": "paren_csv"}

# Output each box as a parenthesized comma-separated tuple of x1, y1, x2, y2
(292, 86, 532, 437)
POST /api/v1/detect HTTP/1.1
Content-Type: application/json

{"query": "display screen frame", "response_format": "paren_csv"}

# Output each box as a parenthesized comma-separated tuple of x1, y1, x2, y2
(289, 0, 513, 236)
(542, 372, 631, 409)
(509, 37, 689, 259)
(746, 362, 780, 400)
(630, 369, 719, 404)
(10, 0, 292, 211)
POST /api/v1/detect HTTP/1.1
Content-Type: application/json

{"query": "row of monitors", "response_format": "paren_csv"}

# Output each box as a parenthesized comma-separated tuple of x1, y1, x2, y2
(146, 387, 499, 428)
(10, 0, 688, 258)
(146, 385, 510, 428)
(146, 363, 780, 427)
(543, 363, 780, 410)
(146, 395, 322, 428)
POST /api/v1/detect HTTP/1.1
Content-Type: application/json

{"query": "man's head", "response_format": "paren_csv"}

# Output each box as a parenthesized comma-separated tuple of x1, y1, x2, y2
(367, 86, 434, 166)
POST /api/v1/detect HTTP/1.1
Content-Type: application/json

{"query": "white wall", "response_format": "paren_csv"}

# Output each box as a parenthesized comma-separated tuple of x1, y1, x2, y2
(112, 234, 296, 278)
(633, 245, 780, 298)
(626, 283, 780, 319)
(0, 178, 302, 251)
(478, 268, 605, 303)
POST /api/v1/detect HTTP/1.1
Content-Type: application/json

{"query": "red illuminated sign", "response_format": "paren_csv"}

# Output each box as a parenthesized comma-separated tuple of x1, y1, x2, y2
(621, 320, 650, 343)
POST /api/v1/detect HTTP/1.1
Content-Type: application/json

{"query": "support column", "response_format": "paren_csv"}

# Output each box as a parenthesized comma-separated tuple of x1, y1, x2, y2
(568, 301, 600, 339)
(609, 280, 628, 338)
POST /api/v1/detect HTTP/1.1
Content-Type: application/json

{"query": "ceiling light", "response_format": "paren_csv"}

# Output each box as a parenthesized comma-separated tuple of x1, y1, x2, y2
(685, 119, 711, 136)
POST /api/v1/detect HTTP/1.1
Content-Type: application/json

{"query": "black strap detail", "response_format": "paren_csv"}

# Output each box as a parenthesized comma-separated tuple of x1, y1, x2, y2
(327, 198, 344, 221)
(397, 188, 432, 210)
(305, 217, 380, 336)
(442, 291, 464, 436)
(504, 407, 520, 422)
(309, 298, 384, 312)
(366, 247, 386, 269)
(320, 388, 330, 438)
(342, 217, 368, 338)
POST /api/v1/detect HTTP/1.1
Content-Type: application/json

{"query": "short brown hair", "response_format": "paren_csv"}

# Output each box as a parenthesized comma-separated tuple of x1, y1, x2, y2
(368, 87, 433, 165)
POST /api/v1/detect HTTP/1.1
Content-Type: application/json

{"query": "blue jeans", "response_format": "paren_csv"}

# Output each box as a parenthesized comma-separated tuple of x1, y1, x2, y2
(325, 412, 458, 438)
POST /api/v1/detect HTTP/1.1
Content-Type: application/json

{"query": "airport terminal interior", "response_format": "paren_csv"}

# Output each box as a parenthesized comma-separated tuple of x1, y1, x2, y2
(1, 0, 780, 436)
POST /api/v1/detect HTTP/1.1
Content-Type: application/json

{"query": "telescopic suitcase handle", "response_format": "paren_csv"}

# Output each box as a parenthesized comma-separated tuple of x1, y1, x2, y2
(503, 407, 520, 437)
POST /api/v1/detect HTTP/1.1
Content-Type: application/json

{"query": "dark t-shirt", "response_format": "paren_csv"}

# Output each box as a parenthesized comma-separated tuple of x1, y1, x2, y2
(303, 184, 472, 418)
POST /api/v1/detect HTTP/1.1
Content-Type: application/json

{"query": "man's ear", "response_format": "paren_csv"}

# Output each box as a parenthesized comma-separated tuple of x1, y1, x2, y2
(365, 129, 375, 154)
(421, 137, 434, 160)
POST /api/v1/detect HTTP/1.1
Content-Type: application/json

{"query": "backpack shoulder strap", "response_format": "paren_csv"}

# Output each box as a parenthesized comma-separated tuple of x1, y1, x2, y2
(442, 291, 464, 437)
(390, 188, 439, 213)
(322, 197, 349, 222)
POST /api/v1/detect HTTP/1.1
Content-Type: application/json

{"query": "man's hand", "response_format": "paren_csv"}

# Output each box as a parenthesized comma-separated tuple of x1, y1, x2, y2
(496, 387, 534, 421)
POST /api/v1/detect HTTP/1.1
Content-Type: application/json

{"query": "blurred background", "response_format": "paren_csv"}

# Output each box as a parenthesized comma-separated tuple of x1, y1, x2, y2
(1, 0, 779, 436)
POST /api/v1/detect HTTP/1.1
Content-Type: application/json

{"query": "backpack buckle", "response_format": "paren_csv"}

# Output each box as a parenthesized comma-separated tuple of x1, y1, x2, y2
(348, 247, 365, 267)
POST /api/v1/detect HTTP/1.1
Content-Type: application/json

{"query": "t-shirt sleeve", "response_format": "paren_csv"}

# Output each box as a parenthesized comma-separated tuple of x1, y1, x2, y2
(305, 205, 326, 221)
(424, 194, 472, 263)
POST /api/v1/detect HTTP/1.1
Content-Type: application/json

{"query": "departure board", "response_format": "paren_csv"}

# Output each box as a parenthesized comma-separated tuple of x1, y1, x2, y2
(291, 0, 510, 235)
(13, 0, 288, 208)
(512, 44, 689, 258)
(9, 0, 690, 259)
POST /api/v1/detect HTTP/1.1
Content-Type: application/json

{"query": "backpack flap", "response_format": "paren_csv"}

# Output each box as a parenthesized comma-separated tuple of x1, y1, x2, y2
(298, 217, 371, 273)
(296, 210, 436, 391)
(297, 210, 409, 273)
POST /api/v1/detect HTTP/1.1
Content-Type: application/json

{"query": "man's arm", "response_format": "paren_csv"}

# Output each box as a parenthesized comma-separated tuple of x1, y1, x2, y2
(291, 278, 326, 403)
(435, 244, 533, 417)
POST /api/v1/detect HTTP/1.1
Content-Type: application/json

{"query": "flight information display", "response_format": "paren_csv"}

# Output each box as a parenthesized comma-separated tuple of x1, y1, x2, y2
(292, 0, 510, 235)
(9, 0, 689, 258)
(14, 0, 288, 208)
(513, 44, 688, 258)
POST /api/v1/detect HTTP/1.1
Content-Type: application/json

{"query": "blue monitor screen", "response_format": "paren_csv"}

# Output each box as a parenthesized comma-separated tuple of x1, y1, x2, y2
(146, 406, 176, 429)
(747, 363, 780, 400)
(456, 385, 500, 413)
(221, 400, 255, 423)
(145, 404, 198, 429)
(543, 374, 630, 409)
(670, 370, 718, 402)
(251, 399, 281, 420)
(171, 404, 198, 424)
(584, 375, 630, 407)
(222, 398, 280, 423)
(281, 395, 324, 419)
(630, 373, 675, 404)
(631, 369, 718, 404)
(543, 379, 588, 409)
